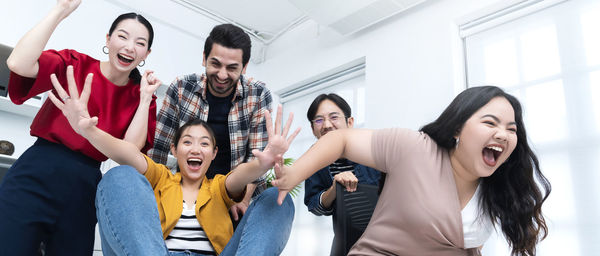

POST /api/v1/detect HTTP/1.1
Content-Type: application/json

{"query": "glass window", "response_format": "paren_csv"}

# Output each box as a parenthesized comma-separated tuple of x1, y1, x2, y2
(463, 0, 600, 255)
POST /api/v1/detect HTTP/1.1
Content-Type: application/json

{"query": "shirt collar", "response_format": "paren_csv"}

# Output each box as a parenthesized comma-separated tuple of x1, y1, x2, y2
(197, 73, 245, 102)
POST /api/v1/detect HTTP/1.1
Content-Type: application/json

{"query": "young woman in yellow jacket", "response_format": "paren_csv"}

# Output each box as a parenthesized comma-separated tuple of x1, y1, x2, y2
(48, 68, 300, 256)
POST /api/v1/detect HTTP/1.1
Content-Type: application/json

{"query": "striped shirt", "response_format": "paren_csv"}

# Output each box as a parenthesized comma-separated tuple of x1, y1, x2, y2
(328, 158, 355, 177)
(315, 159, 356, 215)
(165, 202, 216, 255)
(148, 73, 272, 195)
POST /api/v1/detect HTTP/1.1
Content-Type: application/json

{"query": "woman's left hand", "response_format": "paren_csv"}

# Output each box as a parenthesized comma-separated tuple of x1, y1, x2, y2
(140, 70, 161, 102)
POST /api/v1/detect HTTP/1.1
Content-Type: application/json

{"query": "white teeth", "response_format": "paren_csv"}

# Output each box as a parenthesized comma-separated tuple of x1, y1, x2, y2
(118, 54, 133, 61)
(188, 159, 202, 163)
(486, 146, 503, 152)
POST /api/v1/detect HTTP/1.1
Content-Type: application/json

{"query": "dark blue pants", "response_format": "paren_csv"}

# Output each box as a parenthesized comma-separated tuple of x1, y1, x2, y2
(0, 138, 101, 255)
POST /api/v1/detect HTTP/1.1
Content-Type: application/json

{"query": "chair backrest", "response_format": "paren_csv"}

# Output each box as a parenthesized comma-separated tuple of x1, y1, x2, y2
(334, 182, 379, 255)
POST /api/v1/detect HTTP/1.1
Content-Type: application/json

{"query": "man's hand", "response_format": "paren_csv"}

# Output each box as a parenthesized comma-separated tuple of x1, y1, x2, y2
(333, 171, 358, 192)
(47, 65, 97, 137)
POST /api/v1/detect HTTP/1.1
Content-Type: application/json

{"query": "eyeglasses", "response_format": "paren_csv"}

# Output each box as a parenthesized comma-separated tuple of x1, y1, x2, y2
(311, 113, 346, 127)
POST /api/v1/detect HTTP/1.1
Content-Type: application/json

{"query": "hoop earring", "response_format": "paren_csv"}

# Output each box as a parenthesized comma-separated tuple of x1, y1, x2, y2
(138, 60, 145, 67)
(102, 46, 109, 54)
(455, 137, 460, 149)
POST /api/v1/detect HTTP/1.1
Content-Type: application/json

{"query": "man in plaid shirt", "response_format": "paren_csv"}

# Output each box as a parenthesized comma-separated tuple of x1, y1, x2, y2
(148, 24, 272, 221)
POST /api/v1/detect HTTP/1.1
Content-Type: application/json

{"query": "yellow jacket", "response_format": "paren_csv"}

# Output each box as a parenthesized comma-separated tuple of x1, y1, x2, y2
(143, 155, 239, 254)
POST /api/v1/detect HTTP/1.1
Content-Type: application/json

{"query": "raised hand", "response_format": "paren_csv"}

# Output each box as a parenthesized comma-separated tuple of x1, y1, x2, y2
(47, 65, 97, 136)
(140, 70, 161, 102)
(252, 105, 301, 170)
(56, 0, 82, 21)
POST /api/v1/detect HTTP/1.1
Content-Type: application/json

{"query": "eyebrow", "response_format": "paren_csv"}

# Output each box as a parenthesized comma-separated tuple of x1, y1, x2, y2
(481, 114, 517, 126)
(315, 112, 341, 117)
(117, 29, 148, 42)
(182, 134, 212, 140)
(209, 57, 240, 68)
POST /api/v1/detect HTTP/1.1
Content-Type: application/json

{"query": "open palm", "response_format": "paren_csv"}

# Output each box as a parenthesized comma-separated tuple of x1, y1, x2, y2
(47, 65, 98, 136)
(252, 105, 300, 170)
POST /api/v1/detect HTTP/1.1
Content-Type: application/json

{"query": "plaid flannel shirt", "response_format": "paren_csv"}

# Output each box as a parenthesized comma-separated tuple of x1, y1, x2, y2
(148, 73, 272, 195)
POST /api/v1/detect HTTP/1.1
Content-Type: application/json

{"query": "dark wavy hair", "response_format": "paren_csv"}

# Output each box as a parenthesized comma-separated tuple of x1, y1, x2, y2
(420, 86, 551, 255)
(204, 24, 252, 67)
(108, 12, 154, 84)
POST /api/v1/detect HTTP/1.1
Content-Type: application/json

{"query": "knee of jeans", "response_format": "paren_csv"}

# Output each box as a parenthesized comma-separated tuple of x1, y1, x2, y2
(261, 187, 295, 212)
(98, 165, 143, 190)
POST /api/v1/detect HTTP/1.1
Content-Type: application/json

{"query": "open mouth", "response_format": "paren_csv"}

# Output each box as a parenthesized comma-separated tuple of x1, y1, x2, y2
(482, 145, 503, 166)
(117, 53, 134, 64)
(187, 158, 203, 169)
(211, 77, 231, 87)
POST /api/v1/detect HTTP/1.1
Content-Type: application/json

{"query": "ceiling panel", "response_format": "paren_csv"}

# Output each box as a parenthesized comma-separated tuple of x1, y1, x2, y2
(183, 0, 306, 40)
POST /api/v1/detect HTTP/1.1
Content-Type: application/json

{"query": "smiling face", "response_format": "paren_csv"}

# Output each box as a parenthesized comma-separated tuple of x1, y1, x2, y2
(170, 125, 217, 183)
(451, 96, 518, 180)
(311, 99, 354, 138)
(105, 18, 151, 74)
(202, 43, 247, 97)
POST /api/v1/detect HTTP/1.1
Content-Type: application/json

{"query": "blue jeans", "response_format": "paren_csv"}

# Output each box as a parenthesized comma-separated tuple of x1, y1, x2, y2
(96, 166, 294, 256)
(0, 138, 101, 256)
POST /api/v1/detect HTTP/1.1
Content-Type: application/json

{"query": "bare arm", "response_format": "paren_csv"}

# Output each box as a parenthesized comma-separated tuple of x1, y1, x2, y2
(123, 70, 161, 150)
(47, 66, 148, 174)
(82, 122, 149, 174)
(320, 171, 359, 208)
(226, 159, 270, 199)
(6, 0, 81, 77)
(271, 128, 376, 205)
(147, 80, 180, 164)
(225, 105, 300, 199)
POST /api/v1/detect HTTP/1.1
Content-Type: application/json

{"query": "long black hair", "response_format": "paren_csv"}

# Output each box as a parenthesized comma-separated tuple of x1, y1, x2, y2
(108, 12, 154, 84)
(420, 86, 551, 255)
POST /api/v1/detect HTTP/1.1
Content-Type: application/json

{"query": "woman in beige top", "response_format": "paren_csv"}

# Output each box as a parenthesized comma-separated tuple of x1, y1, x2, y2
(273, 86, 550, 255)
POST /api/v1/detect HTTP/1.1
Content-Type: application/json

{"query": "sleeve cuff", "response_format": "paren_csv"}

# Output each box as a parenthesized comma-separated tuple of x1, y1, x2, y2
(316, 191, 334, 215)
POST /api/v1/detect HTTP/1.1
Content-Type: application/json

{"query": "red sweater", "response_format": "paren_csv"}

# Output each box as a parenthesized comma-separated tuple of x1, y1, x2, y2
(9, 49, 156, 161)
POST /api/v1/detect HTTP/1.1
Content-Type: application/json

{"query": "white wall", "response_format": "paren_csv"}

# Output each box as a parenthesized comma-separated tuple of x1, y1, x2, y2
(252, 0, 499, 131)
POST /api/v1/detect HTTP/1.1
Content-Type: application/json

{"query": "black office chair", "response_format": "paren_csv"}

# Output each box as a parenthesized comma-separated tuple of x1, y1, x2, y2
(333, 183, 379, 255)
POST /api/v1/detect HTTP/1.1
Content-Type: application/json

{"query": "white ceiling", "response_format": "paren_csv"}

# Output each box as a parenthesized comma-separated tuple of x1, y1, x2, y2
(122, 0, 428, 63)
(177, 0, 307, 42)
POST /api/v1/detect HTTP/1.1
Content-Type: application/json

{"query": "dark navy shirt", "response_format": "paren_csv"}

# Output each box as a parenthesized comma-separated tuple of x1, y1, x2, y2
(205, 88, 234, 178)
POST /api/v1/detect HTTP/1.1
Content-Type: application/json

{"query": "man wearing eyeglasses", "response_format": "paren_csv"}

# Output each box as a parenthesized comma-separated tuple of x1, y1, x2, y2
(303, 93, 381, 256)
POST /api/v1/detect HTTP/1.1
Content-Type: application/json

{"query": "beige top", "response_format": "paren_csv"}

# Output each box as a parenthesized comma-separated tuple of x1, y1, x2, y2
(348, 128, 480, 256)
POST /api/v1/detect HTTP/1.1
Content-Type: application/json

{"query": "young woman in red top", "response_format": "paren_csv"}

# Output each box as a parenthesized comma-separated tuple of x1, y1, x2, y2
(0, 0, 161, 254)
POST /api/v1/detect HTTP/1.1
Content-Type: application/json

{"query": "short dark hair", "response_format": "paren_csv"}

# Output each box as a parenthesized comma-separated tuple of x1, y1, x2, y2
(306, 93, 352, 127)
(172, 119, 216, 150)
(204, 24, 252, 66)
(108, 13, 154, 85)
(420, 86, 551, 255)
